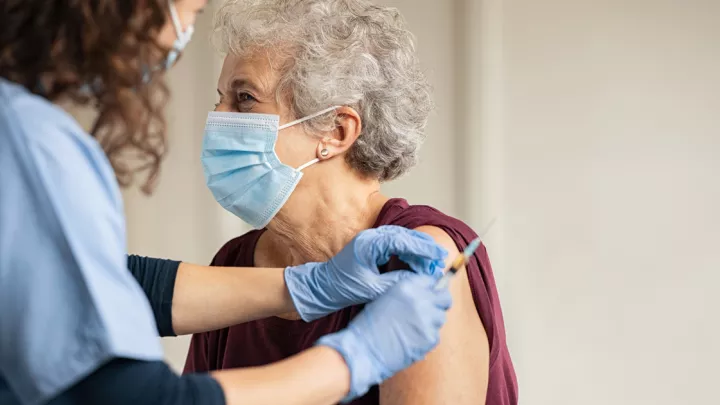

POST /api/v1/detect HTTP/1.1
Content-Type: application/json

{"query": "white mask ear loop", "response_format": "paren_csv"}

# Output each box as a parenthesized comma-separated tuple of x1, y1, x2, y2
(168, 0, 184, 38)
(296, 158, 320, 172)
(168, 0, 193, 48)
(281, 106, 340, 172)
(278, 106, 340, 130)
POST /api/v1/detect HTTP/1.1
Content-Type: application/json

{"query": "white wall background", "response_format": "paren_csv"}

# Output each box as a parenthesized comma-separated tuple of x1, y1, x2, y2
(499, 1, 720, 404)
(123, 1, 720, 403)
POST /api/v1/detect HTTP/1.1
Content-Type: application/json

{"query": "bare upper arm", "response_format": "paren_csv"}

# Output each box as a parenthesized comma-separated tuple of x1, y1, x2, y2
(379, 226, 490, 405)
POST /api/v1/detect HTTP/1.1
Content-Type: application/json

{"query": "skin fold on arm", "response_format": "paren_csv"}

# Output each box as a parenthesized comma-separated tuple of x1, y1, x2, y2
(379, 226, 491, 405)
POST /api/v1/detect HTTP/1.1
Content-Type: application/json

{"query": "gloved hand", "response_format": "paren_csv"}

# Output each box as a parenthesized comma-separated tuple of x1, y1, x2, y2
(285, 225, 447, 321)
(317, 275, 452, 402)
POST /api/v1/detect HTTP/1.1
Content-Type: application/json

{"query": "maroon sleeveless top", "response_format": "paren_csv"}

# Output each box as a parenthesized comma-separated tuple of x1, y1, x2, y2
(184, 198, 518, 404)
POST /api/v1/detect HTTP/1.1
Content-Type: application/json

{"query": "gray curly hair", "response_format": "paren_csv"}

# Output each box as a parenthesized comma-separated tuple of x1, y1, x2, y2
(212, 0, 433, 181)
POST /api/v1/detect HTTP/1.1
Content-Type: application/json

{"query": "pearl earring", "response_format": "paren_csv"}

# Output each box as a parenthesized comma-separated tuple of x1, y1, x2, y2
(320, 148, 329, 157)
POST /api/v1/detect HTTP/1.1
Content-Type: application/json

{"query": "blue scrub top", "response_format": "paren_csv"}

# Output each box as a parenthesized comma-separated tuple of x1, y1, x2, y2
(0, 79, 163, 405)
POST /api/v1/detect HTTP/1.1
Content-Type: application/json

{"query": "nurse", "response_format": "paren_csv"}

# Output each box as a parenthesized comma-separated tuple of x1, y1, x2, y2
(0, 1, 452, 405)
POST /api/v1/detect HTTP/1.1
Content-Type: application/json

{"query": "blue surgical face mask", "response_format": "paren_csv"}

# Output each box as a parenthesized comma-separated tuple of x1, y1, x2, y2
(201, 106, 339, 229)
(164, 0, 194, 70)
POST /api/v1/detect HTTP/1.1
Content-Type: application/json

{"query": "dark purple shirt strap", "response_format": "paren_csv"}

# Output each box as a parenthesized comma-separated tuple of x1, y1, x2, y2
(46, 359, 225, 405)
(126, 255, 180, 337)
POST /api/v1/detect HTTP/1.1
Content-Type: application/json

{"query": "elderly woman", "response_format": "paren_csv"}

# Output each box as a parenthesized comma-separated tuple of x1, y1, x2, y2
(186, 0, 517, 404)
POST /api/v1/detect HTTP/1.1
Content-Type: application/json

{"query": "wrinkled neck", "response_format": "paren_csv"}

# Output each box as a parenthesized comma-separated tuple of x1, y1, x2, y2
(265, 173, 387, 265)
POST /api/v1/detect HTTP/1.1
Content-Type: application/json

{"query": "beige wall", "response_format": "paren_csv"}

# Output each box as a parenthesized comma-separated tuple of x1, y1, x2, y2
(123, 0, 720, 402)
(499, 1, 720, 403)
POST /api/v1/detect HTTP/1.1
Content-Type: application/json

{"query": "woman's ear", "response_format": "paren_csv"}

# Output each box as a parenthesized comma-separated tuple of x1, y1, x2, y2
(316, 106, 361, 160)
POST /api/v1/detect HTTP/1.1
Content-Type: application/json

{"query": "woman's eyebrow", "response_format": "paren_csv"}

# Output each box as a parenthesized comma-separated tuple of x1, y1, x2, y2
(218, 78, 265, 100)
(229, 78, 262, 95)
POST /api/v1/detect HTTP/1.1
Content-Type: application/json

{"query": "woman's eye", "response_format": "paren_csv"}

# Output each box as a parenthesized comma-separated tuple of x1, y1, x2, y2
(236, 92, 257, 104)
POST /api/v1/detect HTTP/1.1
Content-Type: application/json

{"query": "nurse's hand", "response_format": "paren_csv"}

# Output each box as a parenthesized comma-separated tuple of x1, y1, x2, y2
(284, 225, 448, 321)
(317, 275, 452, 402)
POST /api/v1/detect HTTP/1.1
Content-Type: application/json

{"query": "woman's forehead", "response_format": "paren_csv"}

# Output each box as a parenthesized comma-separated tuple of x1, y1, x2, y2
(218, 52, 280, 94)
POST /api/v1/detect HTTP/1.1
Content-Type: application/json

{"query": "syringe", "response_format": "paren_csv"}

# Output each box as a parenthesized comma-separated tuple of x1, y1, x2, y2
(434, 217, 497, 290)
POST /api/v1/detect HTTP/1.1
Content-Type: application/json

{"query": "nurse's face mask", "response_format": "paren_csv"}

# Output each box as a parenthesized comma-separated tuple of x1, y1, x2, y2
(201, 106, 339, 229)
(76, 0, 193, 93)
(142, 0, 195, 82)
(163, 0, 195, 70)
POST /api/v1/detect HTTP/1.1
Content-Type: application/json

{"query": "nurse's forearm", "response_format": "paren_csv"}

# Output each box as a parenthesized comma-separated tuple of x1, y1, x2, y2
(171, 262, 296, 335)
(213, 346, 350, 405)
(57, 347, 349, 405)
(127, 255, 296, 336)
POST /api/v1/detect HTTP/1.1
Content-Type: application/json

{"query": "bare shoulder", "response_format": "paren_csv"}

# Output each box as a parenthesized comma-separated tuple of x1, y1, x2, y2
(413, 225, 459, 253)
(378, 225, 491, 405)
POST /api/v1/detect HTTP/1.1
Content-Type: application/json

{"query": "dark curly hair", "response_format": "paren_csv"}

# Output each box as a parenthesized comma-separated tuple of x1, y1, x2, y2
(0, 0, 173, 193)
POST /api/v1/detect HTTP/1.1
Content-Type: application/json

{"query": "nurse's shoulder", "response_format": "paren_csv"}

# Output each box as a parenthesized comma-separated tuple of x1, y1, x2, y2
(0, 78, 119, 204)
(0, 78, 162, 405)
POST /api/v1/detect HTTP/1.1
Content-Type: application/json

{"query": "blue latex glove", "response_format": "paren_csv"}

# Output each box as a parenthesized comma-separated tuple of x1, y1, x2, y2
(317, 275, 453, 402)
(285, 225, 448, 321)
